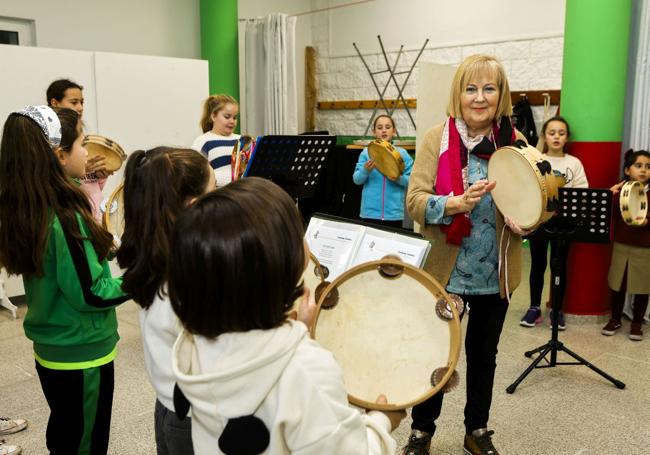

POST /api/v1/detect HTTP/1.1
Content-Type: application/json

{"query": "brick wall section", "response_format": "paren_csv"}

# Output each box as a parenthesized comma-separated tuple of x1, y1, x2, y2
(314, 37, 563, 137)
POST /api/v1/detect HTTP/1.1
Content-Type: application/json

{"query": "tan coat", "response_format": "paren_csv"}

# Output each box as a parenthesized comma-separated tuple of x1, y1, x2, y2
(406, 122, 523, 297)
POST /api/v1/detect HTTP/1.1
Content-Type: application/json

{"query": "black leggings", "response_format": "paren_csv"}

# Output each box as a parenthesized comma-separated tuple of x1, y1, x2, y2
(411, 294, 509, 434)
(528, 236, 569, 309)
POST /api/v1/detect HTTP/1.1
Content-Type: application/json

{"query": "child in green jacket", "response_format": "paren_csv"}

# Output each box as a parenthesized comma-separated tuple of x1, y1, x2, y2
(0, 106, 129, 454)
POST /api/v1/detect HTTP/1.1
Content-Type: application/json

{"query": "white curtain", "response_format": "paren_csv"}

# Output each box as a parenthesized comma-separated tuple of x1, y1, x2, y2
(624, 0, 650, 150)
(244, 14, 297, 136)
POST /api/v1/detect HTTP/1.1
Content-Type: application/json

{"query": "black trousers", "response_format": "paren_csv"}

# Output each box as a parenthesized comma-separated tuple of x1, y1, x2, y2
(35, 361, 114, 455)
(528, 236, 569, 309)
(411, 294, 509, 434)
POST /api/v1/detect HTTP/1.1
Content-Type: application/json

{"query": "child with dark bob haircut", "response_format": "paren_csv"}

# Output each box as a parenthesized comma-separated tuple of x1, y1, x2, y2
(169, 177, 402, 454)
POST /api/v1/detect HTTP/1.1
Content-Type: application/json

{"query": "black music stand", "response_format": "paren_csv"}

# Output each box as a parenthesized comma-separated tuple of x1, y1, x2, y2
(243, 135, 336, 199)
(506, 188, 626, 393)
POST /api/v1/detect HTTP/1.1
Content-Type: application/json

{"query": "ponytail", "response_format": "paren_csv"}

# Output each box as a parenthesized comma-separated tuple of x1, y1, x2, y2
(117, 147, 210, 309)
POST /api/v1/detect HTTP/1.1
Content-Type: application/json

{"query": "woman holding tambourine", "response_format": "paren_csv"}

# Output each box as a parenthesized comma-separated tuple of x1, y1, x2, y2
(406, 54, 529, 455)
(601, 149, 650, 341)
(352, 114, 413, 228)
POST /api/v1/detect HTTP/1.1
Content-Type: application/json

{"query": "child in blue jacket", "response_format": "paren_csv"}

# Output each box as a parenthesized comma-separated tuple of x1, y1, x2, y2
(353, 115, 413, 228)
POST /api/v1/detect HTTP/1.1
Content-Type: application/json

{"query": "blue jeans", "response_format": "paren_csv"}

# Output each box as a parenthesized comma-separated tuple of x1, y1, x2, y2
(154, 399, 194, 455)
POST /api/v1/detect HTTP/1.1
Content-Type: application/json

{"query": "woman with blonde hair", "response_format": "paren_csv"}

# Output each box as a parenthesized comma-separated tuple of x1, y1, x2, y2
(404, 54, 528, 455)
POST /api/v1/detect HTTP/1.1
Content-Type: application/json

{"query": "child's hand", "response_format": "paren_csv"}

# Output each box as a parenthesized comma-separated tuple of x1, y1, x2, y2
(297, 287, 317, 329)
(94, 169, 114, 179)
(364, 159, 376, 171)
(374, 395, 406, 431)
(610, 180, 625, 194)
(85, 155, 107, 173)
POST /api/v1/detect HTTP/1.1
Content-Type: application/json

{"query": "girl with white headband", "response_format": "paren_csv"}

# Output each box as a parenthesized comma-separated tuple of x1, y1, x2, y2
(0, 106, 128, 454)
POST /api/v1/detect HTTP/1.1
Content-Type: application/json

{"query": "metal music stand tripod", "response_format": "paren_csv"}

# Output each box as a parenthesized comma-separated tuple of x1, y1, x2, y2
(243, 135, 336, 199)
(506, 188, 626, 393)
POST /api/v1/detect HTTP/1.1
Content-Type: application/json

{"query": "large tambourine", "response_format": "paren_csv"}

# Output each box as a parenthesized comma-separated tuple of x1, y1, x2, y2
(102, 183, 124, 245)
(367, 139, 405, 180)
(311, 258, 462, 410)
(620, 180, 648, 226)
(488, 144, 566, 230)
(83, 135, 126, 172)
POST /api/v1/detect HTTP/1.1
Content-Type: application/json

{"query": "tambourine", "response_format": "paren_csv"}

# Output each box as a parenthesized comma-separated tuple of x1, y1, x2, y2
(231, 135, 255, 182)
(102, 183, 124, 245)
(488, 144, 566, 230)
(367, 139, 405, 180)
(620, 180, 648, 226)
(311, 258, 462, 410)
(83, 135, 126, 172)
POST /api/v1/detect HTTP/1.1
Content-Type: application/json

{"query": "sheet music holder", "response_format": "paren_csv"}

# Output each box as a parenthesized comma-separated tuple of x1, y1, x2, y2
(243, 135, 336, 199)
(305, 213, 431, 281)
(507, 187, 625, 393)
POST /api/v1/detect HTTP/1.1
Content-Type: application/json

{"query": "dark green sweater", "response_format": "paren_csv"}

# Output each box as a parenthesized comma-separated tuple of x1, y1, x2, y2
(23, 213, 129, 365)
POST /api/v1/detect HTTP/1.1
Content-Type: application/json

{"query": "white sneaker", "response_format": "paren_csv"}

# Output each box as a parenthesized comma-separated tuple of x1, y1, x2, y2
(0, 440, 22, 455)
(0, 419, 27, 436)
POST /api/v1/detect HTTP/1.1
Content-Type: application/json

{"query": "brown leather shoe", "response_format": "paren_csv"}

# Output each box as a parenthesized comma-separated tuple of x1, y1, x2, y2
(463, 428, 500, 455)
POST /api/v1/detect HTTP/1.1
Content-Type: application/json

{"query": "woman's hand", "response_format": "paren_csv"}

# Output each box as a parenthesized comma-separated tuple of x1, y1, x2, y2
(445, 179, 496, 215)
(364, 159, 376, 171)
(610, 180, 625, 194)
(373, 395, 405, 431)
(504, 215, 535, 236)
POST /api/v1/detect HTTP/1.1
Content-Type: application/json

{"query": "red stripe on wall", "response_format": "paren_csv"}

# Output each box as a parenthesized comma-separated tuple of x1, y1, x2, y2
(561, 141, 620, 315)
(569, 141, 622, 188)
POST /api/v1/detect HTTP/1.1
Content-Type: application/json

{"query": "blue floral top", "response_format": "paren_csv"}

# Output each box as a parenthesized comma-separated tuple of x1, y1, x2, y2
(424, 154, 499, 295)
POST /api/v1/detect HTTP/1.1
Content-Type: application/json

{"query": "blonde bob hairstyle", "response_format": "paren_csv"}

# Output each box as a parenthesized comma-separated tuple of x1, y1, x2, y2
(200, 94, 239, 133)
(447, 54, 513, 119)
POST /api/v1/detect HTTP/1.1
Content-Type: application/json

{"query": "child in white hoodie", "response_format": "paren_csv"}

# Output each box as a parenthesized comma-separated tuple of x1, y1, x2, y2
(168, 177, 403, 455)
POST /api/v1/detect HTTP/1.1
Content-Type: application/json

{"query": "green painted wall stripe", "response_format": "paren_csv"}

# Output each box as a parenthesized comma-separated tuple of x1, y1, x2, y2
(561, 0, 632, 141)
(200, 0, 240, 100)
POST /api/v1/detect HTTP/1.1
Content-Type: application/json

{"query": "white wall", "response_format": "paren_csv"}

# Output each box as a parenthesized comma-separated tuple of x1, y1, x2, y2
(310, 0, 565, 136)
(0, 0, 200, 58)
(326, 0, 565, 57)
(238, 0, 314, 134)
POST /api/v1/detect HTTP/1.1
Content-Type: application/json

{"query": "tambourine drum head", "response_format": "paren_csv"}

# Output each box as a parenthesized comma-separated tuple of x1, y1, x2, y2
(312, 261, 460, 410)
(83, 135, 125, 172)
(367, 140, 404, 180)
(488, 148, 543, 229)
(103, 183, 124, 240)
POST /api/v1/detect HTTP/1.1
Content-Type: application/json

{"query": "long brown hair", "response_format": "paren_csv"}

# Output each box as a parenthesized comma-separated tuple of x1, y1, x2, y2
(0, 109, 113, 277)
(117, 147, 211, 309)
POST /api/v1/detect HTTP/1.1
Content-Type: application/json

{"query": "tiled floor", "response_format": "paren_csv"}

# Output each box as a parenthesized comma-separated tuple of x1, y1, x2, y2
(2, 253, 648, 454)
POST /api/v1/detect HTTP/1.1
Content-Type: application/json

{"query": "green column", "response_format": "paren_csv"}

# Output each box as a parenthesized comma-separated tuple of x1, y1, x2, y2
(561, 0, 631, 143)
(200, 0, 240, 99)
(560, 0, 633, 315)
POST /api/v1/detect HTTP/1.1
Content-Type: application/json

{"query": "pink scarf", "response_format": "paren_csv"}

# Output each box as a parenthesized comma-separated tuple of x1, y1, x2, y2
(435, 117, 516, 245)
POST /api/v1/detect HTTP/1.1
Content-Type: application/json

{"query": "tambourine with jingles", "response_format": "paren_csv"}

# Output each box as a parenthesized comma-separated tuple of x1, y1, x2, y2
(289, 251, 330, 319)
(102, 182, 124, 247)
(311, 258, 462, 410)
(619, 180, 648, 226)
(367, 139, 405, 180)
(488, 143, 566, 230)
(83, 135, 126, 172)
